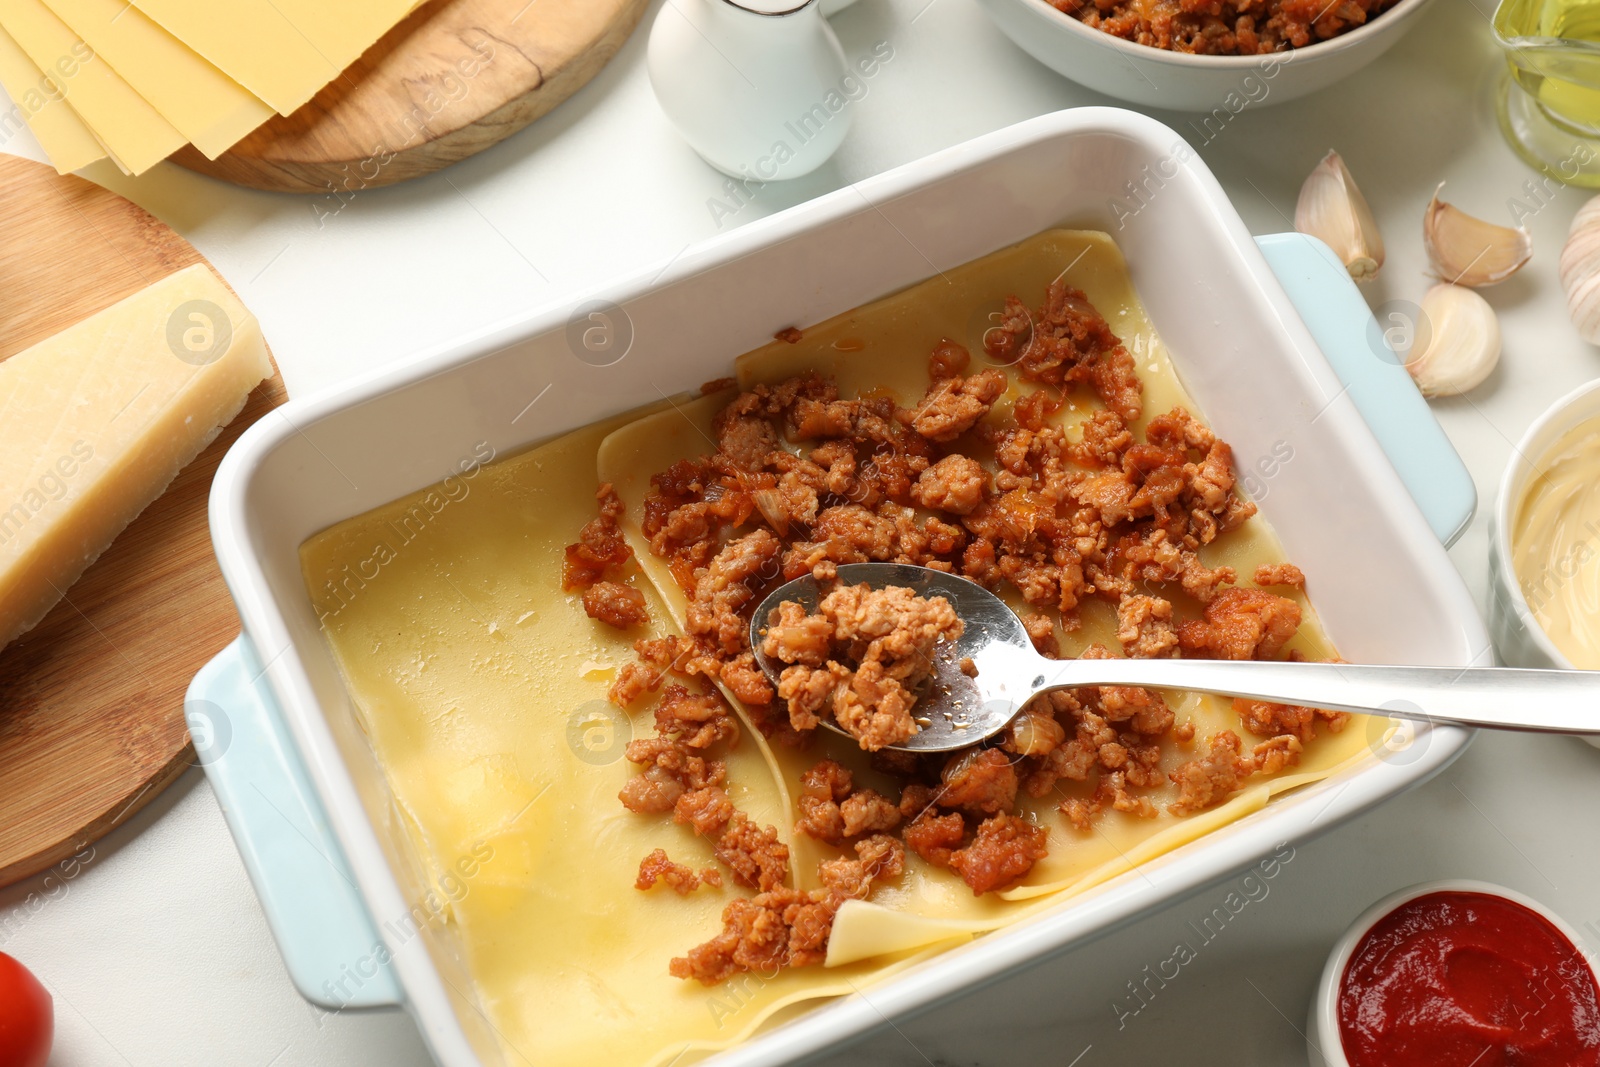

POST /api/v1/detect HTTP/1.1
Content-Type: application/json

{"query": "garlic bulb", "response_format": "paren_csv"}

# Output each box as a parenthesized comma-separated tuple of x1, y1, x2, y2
(1423, 184, 1532, 287)
(1405, 283, 1501, 398)
(1296, 150, 1384, 282)
(1561, 195, 1600, 345)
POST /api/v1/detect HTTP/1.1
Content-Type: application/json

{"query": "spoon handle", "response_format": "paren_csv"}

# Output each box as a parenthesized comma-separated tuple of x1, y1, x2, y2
(1037, 659, 1600, 735)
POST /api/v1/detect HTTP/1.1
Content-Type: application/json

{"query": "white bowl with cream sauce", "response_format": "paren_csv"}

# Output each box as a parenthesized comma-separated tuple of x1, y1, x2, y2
(1490, 377, 1600, 747)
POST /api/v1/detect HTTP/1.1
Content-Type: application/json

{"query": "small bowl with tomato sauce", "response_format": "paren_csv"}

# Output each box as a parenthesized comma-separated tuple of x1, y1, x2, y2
(1309, 880, 1600, 1067)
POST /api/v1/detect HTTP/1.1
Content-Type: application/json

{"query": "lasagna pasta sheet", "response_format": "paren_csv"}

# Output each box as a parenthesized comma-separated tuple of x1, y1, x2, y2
(302, 417, 939, 1066)
(302, 230, 1379, 1067)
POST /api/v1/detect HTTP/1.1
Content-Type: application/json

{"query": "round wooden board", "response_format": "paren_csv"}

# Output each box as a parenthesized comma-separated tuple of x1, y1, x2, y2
(169, 0, 651, 194)
(0, 153, 286, 887)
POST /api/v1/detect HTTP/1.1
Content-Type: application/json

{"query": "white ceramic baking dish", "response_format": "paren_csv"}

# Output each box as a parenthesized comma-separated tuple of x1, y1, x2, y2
(190, 107, 1486, 1067)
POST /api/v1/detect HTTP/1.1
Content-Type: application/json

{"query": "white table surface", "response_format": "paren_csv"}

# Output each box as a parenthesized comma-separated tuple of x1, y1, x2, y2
(6, 1, 1600, 1063)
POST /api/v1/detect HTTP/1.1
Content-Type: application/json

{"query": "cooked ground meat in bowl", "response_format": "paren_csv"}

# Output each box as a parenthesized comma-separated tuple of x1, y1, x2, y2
(1052, 0, 1401, 57)
(973, 0, 1437, 112)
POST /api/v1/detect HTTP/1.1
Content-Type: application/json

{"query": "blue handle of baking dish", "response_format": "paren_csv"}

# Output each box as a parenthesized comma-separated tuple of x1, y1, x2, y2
(186, 635, 403, 1010)
(1255, 232, 1476, 547)
(185, 234, 1474, 1017)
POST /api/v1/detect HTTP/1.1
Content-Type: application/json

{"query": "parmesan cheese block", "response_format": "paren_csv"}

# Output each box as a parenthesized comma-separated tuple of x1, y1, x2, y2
(0, 262, 270, 648)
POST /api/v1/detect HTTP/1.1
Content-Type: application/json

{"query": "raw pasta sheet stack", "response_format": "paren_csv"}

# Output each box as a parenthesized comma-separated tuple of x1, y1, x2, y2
(0, 0, 421, 174)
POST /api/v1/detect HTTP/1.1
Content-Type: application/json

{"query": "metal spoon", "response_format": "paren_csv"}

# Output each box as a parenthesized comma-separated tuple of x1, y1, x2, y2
(749, 562, 1598, 754)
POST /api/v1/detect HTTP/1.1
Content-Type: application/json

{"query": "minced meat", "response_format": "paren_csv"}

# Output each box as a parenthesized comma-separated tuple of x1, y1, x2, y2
(669, 834, 904, 984)
(1051, 0, 1400, 56)
(636, 849, 723, 895)
(562, 484, 633, 591)
(1178, 587, 1302, 660)
(762, 584, 963, 750)
(582, 581, 648, 629)
(577, 290, 1336, 986)
(948, 814, 1049, 895)
(795, 760, 902, 844)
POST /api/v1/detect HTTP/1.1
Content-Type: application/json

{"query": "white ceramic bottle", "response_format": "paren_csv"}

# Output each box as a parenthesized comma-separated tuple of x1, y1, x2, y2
(647, 0, 856, 181)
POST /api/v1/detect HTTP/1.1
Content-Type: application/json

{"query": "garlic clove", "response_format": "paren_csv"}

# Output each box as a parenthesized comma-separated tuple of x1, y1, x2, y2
(1560, 194, 1600, 345)
(1423, 183, 1532, 287)
(1404, 282, 1501, 398)
(1296, 150, 1385, 282)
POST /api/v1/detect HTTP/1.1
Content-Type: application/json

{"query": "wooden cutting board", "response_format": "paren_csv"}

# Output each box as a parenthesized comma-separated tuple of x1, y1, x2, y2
(0, 153, 285, 887)
(170, 0, 650, 194)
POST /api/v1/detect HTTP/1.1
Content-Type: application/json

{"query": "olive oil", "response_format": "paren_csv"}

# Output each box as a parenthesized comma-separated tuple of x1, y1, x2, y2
(1499, 0, 1600, 130)
(1495, 0, 1600, 185)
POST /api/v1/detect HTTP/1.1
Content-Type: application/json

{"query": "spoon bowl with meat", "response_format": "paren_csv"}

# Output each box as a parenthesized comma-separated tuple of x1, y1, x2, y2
(752, 562, 1600, 753)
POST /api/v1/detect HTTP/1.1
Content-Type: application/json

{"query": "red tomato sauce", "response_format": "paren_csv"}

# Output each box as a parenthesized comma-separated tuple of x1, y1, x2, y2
(1338, 890, 1600, 1067)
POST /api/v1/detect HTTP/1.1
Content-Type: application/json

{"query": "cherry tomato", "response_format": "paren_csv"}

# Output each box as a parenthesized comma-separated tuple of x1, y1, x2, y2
(0, 952, 52, 1067)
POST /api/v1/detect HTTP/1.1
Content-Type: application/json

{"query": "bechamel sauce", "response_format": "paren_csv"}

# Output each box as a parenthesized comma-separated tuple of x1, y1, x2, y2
(1512, 420, 1600, 668)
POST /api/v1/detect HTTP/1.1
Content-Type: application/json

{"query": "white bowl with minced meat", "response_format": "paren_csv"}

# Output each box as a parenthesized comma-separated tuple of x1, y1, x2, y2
(193, 107, 1484, 1067)
(976, 0, 1438, 112)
